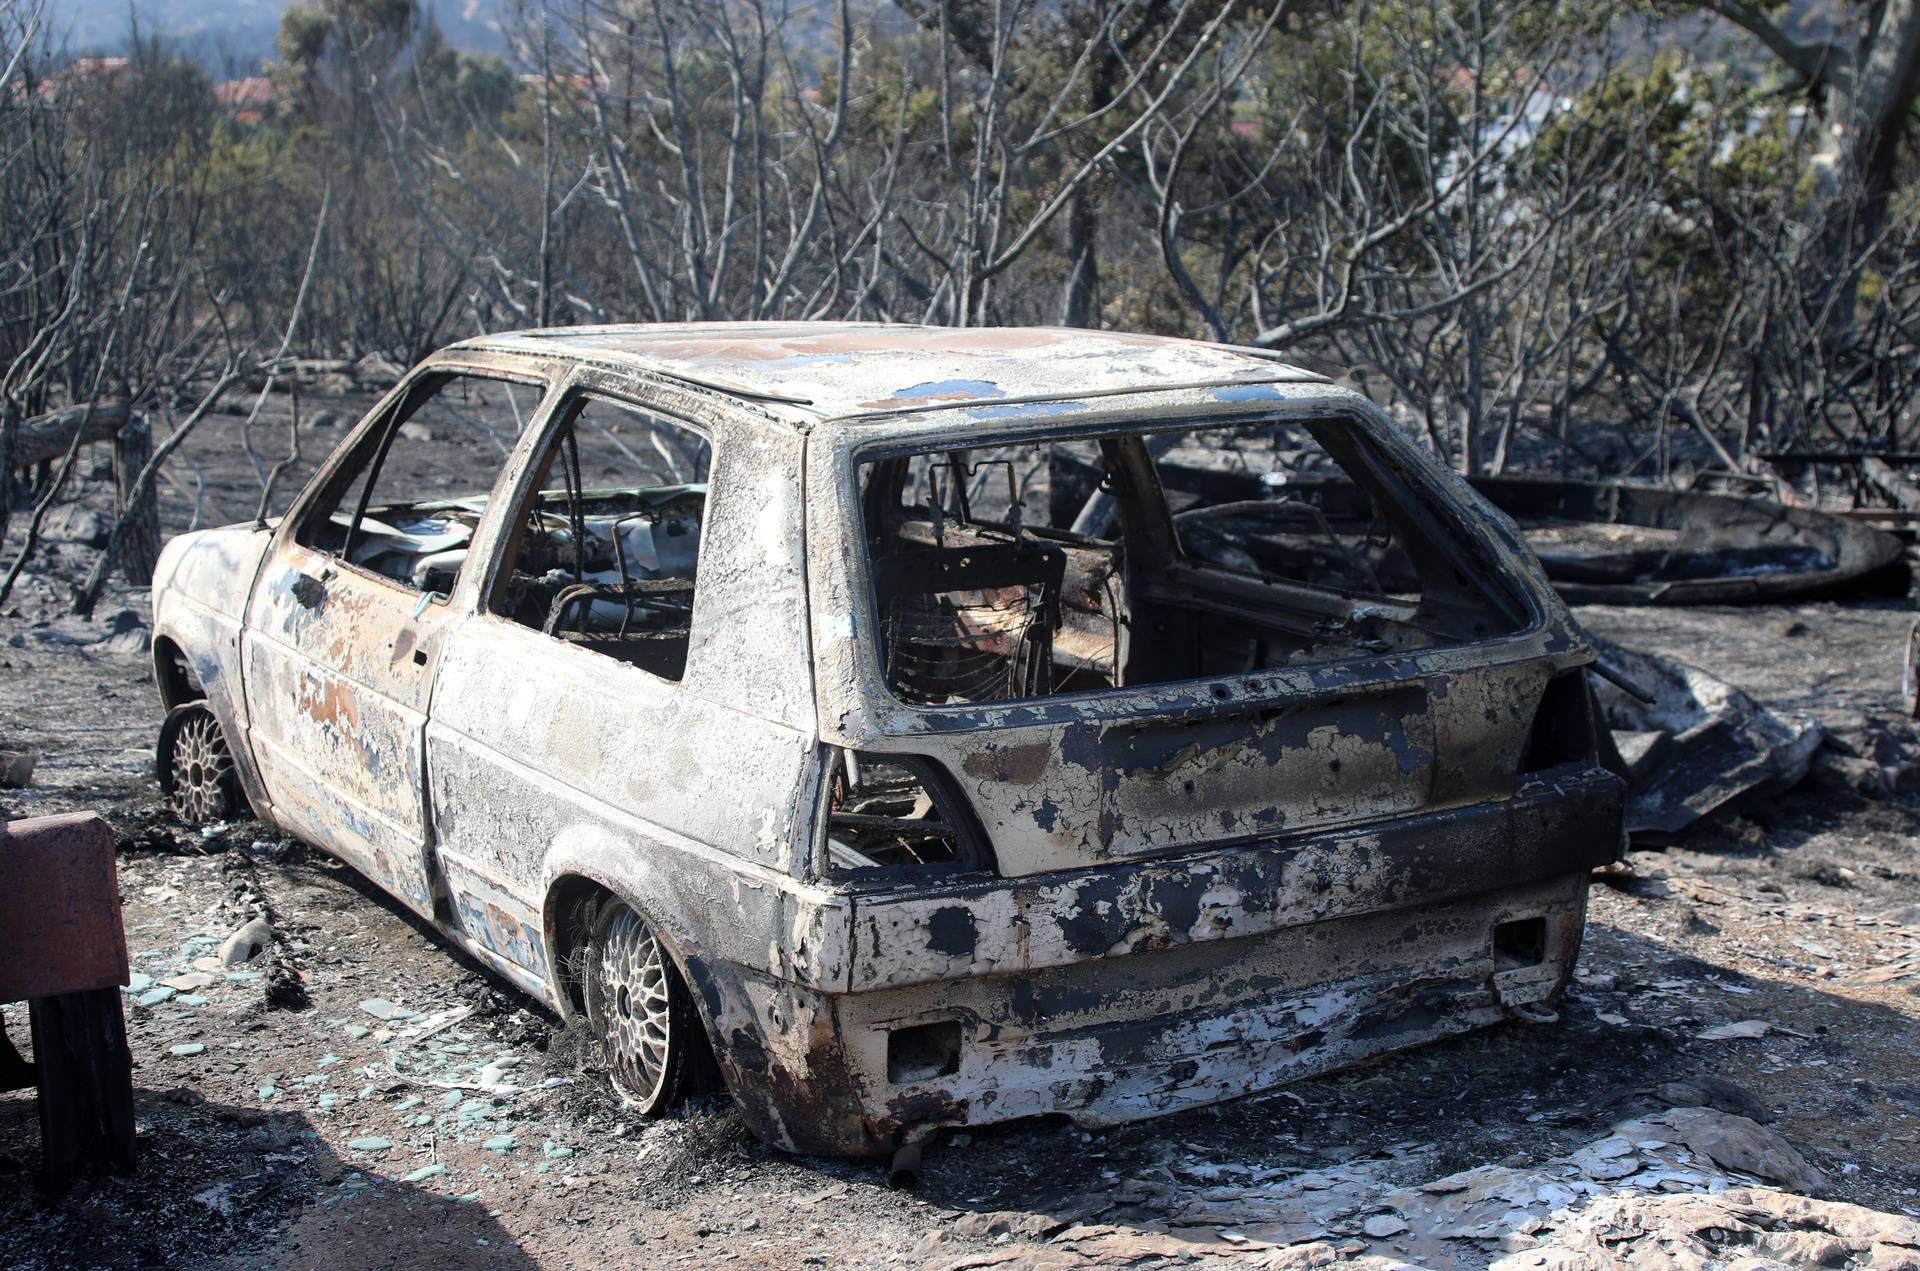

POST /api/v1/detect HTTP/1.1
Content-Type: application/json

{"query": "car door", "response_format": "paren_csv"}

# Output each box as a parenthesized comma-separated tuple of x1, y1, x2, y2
(242, 362, 556, 918)
(422, 375, 823, 986)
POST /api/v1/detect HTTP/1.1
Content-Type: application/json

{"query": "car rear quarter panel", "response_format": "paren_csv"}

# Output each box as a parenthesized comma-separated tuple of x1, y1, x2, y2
(422, 404, 838, 1006)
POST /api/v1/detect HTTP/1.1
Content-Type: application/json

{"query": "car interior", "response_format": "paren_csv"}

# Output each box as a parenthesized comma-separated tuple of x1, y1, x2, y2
(490, 397, 711, 683)
(858, 418, 1528, 707)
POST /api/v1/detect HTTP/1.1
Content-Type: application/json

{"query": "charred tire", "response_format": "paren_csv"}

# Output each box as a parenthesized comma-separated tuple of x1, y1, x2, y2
(157, 702, 245, 825)
(1904, 618, 1920, 720)
(583, 898, 704, 1115)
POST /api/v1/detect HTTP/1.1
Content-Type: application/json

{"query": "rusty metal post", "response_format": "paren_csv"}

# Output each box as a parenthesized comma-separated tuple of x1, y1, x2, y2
(0, 812, 136, 1181)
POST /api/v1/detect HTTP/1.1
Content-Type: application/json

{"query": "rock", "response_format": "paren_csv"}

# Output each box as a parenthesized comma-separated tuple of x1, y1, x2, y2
(1881, 903, 1920, 927)
(98, 628, 150, 655)
(353, 352, 406, 386)
(0, 750, 35, 789)
(1659, 1076, 1776, 1124)
(43, 505, 108, 548)
(403, 1163, 447, 1183)
(347, 1136, 392, 1153)
(397, 421, 440, 444)
(1500, 1187, 1920, 1269)
(948, 1211, 1067, 1243)
(159, 972, 215, 991)
(219, 916, 274, 966)
(1657, 1106, 1826, 1193)
(93, 608, 149, 655)
(1361, 1214, 1407, 1238)
(1569, 1137, 1641, 1180)
(169, 1043, 206, 1057)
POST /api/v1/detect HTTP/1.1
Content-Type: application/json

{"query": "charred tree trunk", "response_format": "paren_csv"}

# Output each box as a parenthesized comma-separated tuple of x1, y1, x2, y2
(111, 413, 158, 585)
(0, 400, 16, 547)
(1061, 187, 1100, 328)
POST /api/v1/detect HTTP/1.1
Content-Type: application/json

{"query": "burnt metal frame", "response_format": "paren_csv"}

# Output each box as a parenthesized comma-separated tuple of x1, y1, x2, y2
(839, 407, 1545, 725)
(279, 361, 560, 602)
(479, 378, 716, 637)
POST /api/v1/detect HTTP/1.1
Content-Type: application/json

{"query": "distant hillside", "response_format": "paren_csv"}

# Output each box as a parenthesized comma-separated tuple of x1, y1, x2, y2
(46, 0, 512, 72)
(42, 0, 1855, 78)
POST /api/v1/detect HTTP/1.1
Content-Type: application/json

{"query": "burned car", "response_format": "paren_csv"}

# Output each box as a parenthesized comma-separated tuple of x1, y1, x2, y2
(150, 324, 1623, 1156)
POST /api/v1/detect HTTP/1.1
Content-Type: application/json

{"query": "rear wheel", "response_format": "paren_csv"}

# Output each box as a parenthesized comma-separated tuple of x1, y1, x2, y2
(158, 702, 244, 825)
(584, 899, 703, 1114)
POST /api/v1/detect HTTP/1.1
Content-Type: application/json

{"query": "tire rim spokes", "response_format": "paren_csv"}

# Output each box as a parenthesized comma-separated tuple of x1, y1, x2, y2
(598, 906, 671, 1103)
(170, 712, 233, 823)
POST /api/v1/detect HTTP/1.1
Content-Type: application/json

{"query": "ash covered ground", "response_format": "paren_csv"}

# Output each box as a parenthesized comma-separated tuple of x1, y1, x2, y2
(3, 398, 1920, 1268)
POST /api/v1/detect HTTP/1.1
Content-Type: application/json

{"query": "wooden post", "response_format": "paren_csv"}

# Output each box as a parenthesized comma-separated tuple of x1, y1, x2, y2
(29, 988, 138, 1183)
(111, 412, 159, 585)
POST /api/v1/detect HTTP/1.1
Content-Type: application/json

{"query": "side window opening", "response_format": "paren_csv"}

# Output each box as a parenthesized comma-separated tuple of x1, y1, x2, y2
(296, 372, 543, 594)
(859, 417, 1526, 708)
(492, 394, 712, 683)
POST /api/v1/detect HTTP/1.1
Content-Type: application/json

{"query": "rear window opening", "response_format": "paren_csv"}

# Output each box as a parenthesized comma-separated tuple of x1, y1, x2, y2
(858, 417, 1527, 707)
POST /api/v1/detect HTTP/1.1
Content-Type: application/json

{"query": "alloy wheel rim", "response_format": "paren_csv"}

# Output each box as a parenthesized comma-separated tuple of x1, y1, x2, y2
(170, 711, 233, 823)
(595, 905, 672, 1105)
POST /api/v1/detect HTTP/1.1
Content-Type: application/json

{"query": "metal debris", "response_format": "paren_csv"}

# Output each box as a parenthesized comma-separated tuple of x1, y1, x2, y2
(1591, 637, 1822, 842)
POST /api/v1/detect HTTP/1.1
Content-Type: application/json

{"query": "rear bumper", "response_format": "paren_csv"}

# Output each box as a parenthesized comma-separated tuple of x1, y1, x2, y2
(692, 766, 1622, 1156)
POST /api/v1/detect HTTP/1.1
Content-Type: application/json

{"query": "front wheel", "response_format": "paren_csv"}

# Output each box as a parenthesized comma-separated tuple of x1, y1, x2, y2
(583, 899, 705, 1115)
(157, 702, 245, 825)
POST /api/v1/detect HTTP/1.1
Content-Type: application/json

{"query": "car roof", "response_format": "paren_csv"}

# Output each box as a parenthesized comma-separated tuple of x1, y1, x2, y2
(452, 322, 1328, 425)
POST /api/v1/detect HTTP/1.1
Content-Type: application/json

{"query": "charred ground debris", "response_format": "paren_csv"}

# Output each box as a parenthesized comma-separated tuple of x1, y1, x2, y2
(2, 327, 1920, 1268)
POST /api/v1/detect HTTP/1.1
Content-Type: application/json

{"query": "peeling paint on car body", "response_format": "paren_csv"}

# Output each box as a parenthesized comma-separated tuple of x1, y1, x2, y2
(151, 323, 1623, 1159)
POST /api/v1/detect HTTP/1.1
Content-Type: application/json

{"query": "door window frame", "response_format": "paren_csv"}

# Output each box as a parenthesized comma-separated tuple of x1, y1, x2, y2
(279, 360, 557, 599)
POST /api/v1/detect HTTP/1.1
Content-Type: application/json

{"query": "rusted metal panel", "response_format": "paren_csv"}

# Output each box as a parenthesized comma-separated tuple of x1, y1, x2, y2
(151, 524, 272, 721)
(456, 324, 1328, 424)
(706, 876, 1589, 1156)
(0, 813, 128, 1003)
(842, 768, 1620, 992)
(239, 545, 449, 919)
